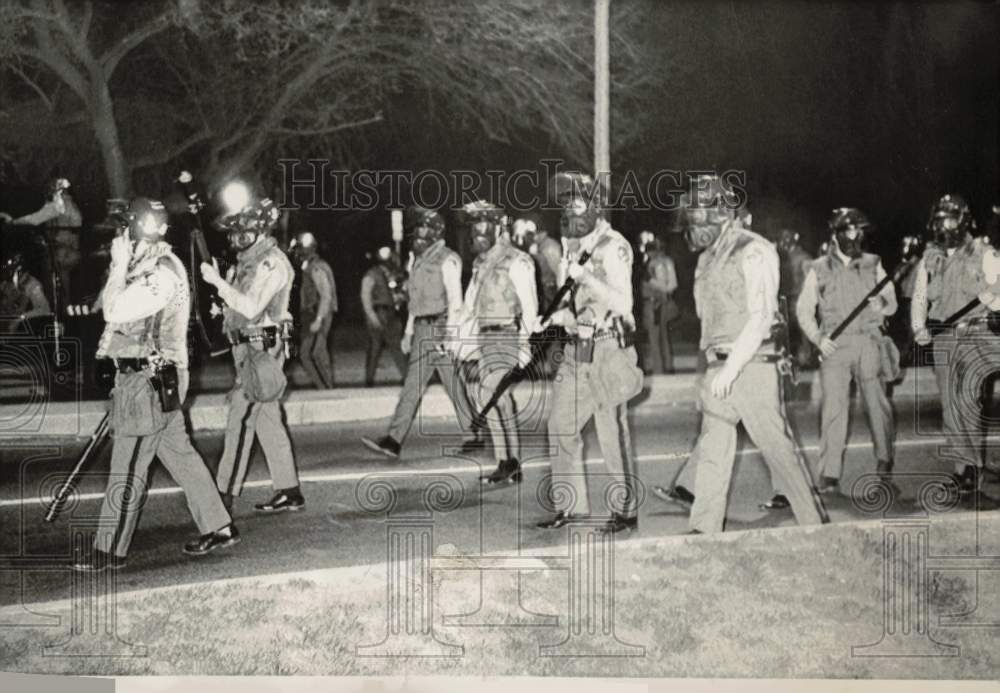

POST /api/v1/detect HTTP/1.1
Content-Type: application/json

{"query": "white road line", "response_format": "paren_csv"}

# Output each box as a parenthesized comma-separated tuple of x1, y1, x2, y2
(0, 435, 976, 509)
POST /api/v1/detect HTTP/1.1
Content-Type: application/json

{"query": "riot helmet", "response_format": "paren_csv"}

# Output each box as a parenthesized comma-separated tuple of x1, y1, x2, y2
(405, 206, 445, 257)
(828, 207, 870, 259)
(927, 194, 972, 249)
(460, 200, 507, 255)
(553, 172, 605, 239)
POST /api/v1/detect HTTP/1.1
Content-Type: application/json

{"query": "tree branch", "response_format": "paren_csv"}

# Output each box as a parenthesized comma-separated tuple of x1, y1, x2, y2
(7, 62, 54, 111)
(272, 113, 384, 137)
(131, 126, 214, 170)
(100, 9, 175, 77)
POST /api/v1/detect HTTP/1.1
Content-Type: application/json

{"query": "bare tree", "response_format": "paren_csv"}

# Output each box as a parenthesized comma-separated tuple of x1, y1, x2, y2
(1, 0, 655, 196)
(0, 0, 177, 196)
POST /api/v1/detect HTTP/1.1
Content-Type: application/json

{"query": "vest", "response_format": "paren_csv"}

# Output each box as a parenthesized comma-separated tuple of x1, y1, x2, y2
(300, 256, 335, 315)
(97, 248, 189, 367)
(365, 265, 395, 307)
(224, 237, 293, 331)
(570, 224, 634, 329)
(470, 239, 529, 328)
(696, 227, 775, 350)
(810, 252, 882, 337)
(925, 238, 988, 322)
(408, 240, 456, 317)
(642, 253, 672, 301)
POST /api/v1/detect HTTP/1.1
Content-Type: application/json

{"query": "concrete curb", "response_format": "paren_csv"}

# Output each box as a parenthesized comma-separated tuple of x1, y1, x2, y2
(0, 366, 941, 438)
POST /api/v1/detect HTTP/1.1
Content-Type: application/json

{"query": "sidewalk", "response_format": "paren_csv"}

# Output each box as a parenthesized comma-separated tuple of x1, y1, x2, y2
(0, 362, 941, 439)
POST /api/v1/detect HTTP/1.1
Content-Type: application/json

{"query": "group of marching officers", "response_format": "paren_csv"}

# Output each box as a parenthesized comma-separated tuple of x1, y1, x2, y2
(72, 171, 1000, 570)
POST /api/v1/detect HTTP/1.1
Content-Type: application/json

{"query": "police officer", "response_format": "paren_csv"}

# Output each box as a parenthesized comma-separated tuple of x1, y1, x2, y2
(291, 230, 337, 389)
(638, 230, 678, 374)
(361, 246, 408, 386)
(667, 174, 827, 535)
(534, 172, 644, 534)
(1, 177, 82, 302)
(449, 201, 537, 485)
(73, 198, 238, 571)
(796, 208, 898, 496)
(361, 206, 480, 457)
(513, 214, 564, 377)
(912, 194, 1000, 495)
(200, 198, 304, 513)
(0, 253, 51, 332)
(777, 229, 814, 366)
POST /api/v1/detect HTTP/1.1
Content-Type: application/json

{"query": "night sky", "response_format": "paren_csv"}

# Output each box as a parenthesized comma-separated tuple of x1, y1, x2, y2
(1, 1, 996, 320)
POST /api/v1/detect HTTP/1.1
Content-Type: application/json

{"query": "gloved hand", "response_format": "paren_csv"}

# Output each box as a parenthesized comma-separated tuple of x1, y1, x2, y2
(818, 337, 838, 358)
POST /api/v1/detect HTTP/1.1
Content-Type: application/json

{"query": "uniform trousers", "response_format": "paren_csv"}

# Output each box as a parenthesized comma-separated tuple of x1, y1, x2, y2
(689, 360, 826, 533)
(95, 376, 230, 557)
(546, 340, 640, 519)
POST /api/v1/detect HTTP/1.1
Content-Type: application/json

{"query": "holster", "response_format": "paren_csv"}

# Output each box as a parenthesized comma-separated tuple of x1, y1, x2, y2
(150, 363, 181, 413)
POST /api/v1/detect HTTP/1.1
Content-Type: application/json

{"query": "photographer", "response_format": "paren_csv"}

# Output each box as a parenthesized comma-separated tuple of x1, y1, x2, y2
(1, 177, 82, 301)
(73, 198, 238, 572)
(0, 253, 51, 333)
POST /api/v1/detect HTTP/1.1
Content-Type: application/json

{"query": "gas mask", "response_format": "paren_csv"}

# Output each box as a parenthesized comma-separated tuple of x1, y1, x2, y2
(827, 207, 871, 259)
(560, 197, 601, 239)
(833, 228, 864, 259)
(683, 206, 732, 252)
(927, 195, 971, 249)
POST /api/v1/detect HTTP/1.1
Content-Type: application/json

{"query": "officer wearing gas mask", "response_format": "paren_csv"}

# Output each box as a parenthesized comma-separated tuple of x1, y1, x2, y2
(200, 197, 303, 514)
(796, 208, 898, 497)
(912, 194, 1000, 495)
(533, 172, 644, 534)
(290, 230, 337, 389)
(513, 214, 564, 377)
(664, 174, 826, 535)
(638, 230, 678, 374)
(449, 201, 537, 486)
(0, 253, 51, 332)
(361, 246, 408, 386)
(74, 198, 238, 571)
(361, 206, 481, 458)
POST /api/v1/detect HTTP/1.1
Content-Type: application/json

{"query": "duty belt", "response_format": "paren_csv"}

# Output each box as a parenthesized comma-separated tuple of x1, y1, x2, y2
(710, 351, 783, 364)
(413, 313, 445, 324)
(110, 357, 150, 373)
(228, 325, 280, 346)
(480, 322, 519, 333)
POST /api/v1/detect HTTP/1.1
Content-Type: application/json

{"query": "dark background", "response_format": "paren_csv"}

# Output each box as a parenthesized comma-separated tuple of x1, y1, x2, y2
(1, 1, 997, 324)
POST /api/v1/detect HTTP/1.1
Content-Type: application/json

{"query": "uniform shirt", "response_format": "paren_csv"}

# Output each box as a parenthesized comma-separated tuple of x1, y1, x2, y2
(641, 252, 678, 302)
(97, 244, 189, 367)
(912, 242, 1000, 330)
(361, 265, 396, 325)
(462, 237, 538, 336)
(796, 249, 896, 344)
(299, 255, 337, 317)
(11, 196, 82, 227)
(0, 273, 51, 318)
(403, 245, 462, 337)
(557, 220, 634, 330)
(217, 238, 294, 329)
(694, 221, 778, 374)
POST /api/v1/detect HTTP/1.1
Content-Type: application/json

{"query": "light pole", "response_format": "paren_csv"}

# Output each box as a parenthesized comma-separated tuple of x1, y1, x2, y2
(594, 0, 611, 186)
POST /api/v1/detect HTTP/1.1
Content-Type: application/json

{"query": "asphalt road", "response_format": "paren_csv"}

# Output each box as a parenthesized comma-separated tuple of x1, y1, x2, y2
(2, 396, 999, 608)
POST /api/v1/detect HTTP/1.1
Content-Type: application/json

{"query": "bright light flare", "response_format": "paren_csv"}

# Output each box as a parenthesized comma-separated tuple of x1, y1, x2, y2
(221, 181, 251, 215)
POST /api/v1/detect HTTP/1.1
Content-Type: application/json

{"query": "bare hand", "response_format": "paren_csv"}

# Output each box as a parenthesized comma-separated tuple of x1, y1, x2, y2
(516, 338, 532, 368)
(309, 317, 323, 334)
(710, 364, 739, 399)
(200, 259, 221, 286)
(110, 234, 132, 268)
(868, 295, 886, 312)
(567, 262, 585, 281)
(819, 337, 838, 357)
(914, 327, 932, 346)
(0, 212, 12, 223)
(401, 332, 413, 355)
